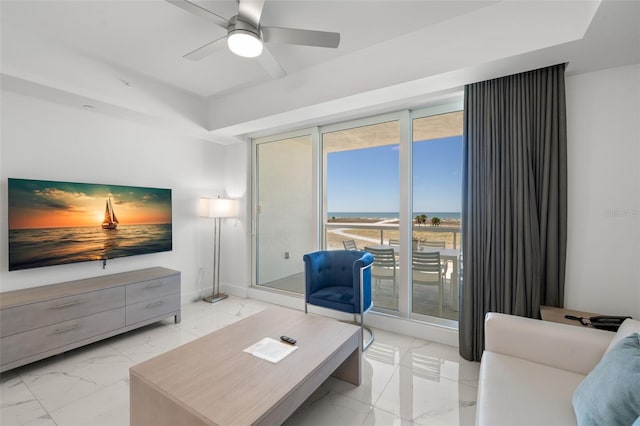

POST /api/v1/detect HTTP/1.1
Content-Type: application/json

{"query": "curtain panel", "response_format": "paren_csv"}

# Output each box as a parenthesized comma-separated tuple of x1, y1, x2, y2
(460, 64, 568, 361)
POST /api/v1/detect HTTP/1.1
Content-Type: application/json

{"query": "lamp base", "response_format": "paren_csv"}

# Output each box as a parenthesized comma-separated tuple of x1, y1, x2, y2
(202, 293, 229, 304)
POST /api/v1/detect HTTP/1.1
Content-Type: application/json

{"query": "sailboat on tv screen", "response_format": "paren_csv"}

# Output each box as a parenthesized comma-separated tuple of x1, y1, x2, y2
(102, 197, 119, 230)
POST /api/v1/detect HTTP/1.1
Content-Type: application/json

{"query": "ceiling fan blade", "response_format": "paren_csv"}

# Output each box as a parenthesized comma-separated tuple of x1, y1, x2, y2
(257, 46, 287, 79)
(184, 35, 227, 60)
(237, 0, 266, 28)
(166, 0, 228, 29)
(262, 27, 340, 48)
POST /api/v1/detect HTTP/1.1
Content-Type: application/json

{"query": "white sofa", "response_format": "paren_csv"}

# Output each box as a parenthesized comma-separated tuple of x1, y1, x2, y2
(476, 312, 640, 426)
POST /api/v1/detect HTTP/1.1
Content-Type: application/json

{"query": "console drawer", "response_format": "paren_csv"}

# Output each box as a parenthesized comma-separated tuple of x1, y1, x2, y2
(0, 286, 125, 338)
(126, 275, 179, 305)
(126, 294, 180, 326)
(0, 307, 125, 366)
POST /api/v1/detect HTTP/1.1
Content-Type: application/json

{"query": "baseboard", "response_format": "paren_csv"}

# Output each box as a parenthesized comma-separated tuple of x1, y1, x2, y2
(221, 282, 249, 299)
(247, 287, 305, 310)
(183, 282, 249, 303)
(366, 311, 459, 347)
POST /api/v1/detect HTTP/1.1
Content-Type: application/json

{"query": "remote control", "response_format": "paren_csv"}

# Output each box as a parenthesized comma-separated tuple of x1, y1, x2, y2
(280, 336, 296, 345)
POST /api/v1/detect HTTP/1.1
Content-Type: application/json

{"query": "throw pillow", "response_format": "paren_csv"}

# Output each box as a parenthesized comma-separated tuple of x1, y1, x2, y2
(573, 333, 640, 426)
(606, 318, 640, 353)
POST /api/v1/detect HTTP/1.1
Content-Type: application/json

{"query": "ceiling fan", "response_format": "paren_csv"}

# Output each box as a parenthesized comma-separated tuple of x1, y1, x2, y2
(167, 0, 341, 78)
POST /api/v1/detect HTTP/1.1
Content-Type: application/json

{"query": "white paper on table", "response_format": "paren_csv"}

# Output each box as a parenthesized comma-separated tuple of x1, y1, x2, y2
(243, 337, 298, 363)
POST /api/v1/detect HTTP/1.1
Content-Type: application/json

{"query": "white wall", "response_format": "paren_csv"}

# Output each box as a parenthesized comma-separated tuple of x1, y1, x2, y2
(0, 91, 227, 303)
(218, 140, 251, 296)
(565, 64, 640, 319)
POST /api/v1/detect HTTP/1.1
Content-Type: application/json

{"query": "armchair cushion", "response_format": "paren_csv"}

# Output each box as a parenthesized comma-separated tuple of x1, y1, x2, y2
(311, 286, 354, 304)
(572, 333, 640, 426)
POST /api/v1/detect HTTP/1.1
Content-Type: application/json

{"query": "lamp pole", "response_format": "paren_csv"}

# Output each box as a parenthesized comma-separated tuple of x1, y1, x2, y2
(201, 197, 237, 303)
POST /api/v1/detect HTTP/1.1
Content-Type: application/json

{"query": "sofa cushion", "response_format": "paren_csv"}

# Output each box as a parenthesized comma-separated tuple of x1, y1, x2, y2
(573, 333, 640, 426)
(606, 318, 640, 353)
(477, 351, 585, 426)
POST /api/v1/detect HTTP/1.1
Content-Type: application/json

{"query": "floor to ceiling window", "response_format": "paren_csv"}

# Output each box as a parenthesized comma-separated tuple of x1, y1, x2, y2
(252, 100, 463, 327)
(411, 110, 463, 322)
(323, 117, 400, 313)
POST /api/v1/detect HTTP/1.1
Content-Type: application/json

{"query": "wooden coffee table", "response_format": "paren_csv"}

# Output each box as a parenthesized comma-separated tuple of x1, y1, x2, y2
(130, 307, 361, 426)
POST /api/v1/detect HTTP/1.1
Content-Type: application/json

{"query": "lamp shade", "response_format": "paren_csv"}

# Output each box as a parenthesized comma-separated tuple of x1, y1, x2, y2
(200, 197, 238, 218)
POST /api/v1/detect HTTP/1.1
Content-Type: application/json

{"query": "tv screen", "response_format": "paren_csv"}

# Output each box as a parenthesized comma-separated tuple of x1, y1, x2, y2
(8, 178, 172, 271)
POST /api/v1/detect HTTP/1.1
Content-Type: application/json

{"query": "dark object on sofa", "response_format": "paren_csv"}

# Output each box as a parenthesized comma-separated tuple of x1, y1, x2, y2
(564, 315, 632, 332)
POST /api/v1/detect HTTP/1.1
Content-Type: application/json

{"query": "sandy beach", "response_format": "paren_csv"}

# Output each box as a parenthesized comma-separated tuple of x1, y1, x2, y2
(326, 217, 461, 250)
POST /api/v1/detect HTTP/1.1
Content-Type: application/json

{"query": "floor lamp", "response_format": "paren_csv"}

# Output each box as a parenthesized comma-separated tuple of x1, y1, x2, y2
(200, 197, 238, 303)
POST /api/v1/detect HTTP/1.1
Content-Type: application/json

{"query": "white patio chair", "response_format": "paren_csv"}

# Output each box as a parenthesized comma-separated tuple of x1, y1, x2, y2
(343, 239, 357, 250)
(364, 246, 397, 298)
(412, 250, 447, 316)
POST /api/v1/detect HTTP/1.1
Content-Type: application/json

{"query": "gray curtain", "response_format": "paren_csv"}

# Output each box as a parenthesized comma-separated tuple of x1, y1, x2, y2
(459, 64, 568, 361)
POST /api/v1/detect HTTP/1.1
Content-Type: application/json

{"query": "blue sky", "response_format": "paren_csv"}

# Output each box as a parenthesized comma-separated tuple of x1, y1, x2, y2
(327, 135, 462, 212)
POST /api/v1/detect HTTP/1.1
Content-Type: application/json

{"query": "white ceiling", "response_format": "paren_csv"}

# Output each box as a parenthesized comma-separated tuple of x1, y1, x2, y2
(0, 0, 495, 97)
(1, 0, 639, 144)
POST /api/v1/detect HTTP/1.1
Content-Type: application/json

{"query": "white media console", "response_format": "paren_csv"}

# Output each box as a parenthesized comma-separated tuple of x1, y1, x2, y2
(0, 267, 180, 372)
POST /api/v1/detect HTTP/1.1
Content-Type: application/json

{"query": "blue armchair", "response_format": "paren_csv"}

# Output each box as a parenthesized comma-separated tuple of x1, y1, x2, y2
(303, 250, 375, 350)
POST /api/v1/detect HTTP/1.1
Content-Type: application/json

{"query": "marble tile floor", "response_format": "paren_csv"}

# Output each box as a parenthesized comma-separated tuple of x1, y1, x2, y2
(1, 296, 479, 426)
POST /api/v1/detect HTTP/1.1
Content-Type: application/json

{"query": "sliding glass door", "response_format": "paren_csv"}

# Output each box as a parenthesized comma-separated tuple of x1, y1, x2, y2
(254, 132, 315, 294)
(252, 101, 463, 326)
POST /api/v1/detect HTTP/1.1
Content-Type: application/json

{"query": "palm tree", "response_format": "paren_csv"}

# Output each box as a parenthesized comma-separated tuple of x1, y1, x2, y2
(415, 214, 428, 226)
(430, 216, 441, 227)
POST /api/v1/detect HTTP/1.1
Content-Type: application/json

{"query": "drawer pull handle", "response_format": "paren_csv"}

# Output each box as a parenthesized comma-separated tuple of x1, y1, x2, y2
(144, 283, 163, 289)
(145, 301, 164, 309)
(54, 323, 79, 334)
(51, 300, 83, 309)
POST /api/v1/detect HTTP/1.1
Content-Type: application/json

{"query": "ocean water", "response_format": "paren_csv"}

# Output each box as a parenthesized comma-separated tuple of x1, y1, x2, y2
(328, 212, 461, 220)
(8, 224, 172, 271)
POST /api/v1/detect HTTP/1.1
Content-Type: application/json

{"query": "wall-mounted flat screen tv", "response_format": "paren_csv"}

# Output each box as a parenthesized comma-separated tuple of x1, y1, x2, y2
(8, 178, 172, 271)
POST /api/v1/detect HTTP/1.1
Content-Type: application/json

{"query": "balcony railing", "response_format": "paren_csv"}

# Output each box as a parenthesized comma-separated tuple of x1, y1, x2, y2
(326, 221, 461, 320)
(325, 222, 461, 249)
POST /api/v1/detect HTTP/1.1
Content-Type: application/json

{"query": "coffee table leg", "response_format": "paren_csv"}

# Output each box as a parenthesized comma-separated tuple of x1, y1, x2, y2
(131, 371, 207, 426)
(330, 341, 361, 385)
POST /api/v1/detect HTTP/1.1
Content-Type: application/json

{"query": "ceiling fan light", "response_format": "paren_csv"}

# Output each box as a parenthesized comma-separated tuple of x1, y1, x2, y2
(227, 30, 263, 58)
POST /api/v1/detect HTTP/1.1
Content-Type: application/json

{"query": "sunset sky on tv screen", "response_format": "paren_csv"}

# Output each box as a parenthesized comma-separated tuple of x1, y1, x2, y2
(8, 178, 171, 230)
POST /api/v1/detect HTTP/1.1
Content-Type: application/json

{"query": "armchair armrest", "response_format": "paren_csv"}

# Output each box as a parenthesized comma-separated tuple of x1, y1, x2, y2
(484, 312, 613, 375)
